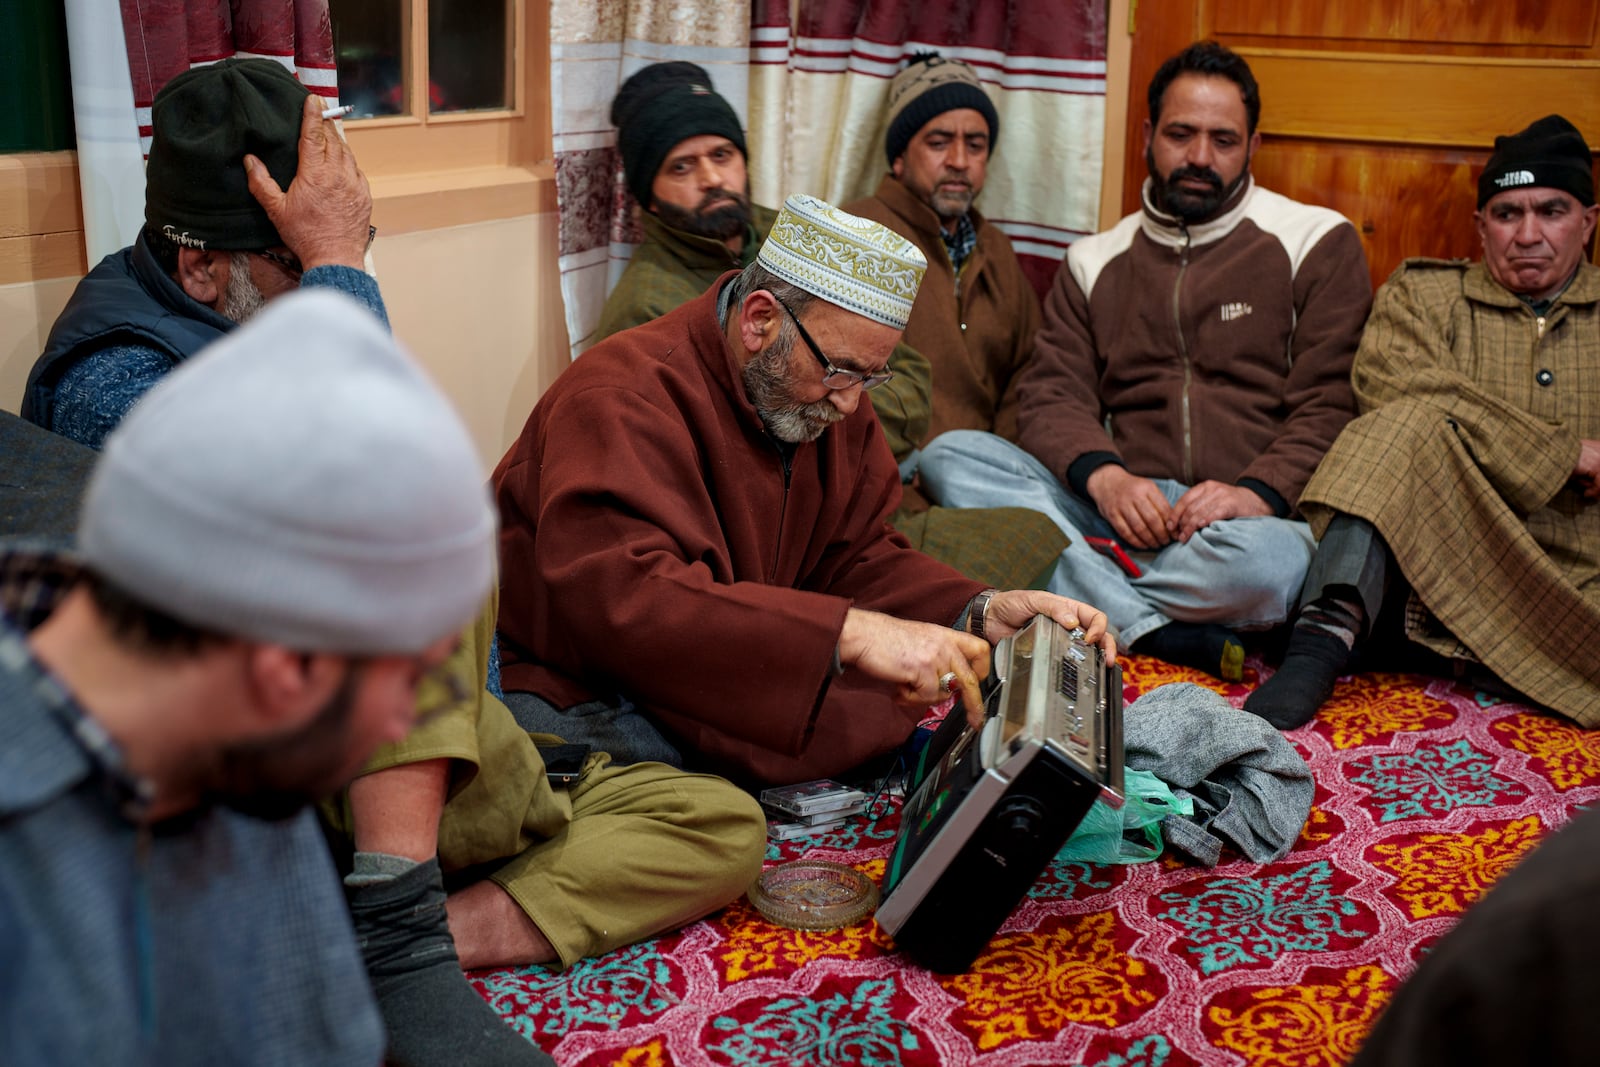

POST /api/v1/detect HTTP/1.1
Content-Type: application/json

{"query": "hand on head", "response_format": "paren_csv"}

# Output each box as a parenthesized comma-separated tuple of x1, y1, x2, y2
(244, 94, 373, 272)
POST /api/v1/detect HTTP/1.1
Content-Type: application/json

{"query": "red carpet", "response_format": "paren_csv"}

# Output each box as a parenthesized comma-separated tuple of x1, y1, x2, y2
(473, 655, 1600, 1065)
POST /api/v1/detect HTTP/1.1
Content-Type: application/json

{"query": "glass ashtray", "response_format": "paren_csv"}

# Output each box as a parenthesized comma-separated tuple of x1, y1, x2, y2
(748, 859, 880, 931)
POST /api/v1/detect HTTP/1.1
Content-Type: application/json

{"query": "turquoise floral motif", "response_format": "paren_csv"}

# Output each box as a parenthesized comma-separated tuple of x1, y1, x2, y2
(477, 941, 679, 1039)
(765, 816, 899, 861)
(1154, 861, 1369, 975)
(1030, 858, 1115, 899)
(705, 978, 918, 1067)
(1086, 1035, 1171, 1066)
(1347, 738, 1523, 822)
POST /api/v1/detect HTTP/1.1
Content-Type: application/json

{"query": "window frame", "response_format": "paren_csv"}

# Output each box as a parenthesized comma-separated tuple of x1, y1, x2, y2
(340, 0, 554, 233)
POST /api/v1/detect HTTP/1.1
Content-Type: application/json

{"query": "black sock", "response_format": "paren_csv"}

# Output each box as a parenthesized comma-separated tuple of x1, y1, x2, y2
(346, 856, 554, 1067)
(1133, 621, 1246, 682)
(1242, 627, 1351, 730)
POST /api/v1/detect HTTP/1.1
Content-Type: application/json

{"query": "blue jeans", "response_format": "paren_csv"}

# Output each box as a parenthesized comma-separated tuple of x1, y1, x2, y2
(918, 430, 1316, 646)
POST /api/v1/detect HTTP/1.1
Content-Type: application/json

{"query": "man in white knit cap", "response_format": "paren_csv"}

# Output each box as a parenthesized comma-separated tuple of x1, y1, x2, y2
(495, 194, 1115, 788)
(0, 290, 497, 1065)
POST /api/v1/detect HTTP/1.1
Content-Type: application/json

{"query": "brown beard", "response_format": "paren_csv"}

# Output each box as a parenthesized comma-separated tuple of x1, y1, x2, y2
(206, 664, 362, 822)
(1147, 146, 1251, 223)
(655, 188, 753, 242)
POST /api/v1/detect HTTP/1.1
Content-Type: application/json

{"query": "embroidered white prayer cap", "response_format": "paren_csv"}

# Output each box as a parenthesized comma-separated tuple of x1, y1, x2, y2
(756, 194, 927, 329)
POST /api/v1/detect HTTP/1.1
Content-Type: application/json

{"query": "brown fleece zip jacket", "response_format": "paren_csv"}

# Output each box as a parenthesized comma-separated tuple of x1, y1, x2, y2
(1017, 177, 1372, 516)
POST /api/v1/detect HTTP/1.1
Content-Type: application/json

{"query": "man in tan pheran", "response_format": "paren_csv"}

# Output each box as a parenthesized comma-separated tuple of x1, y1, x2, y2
(1244, 114, 1600, 729)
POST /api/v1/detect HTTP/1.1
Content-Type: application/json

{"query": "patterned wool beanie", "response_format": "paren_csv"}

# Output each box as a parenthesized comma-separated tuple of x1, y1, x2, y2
(883, 53, 999, 165)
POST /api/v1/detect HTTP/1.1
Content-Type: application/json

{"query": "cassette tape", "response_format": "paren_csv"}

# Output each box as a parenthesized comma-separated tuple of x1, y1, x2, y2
(760, 778, 867, 819)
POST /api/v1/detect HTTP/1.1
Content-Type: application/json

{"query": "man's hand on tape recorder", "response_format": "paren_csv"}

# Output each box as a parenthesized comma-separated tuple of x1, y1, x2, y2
(981, 590, 1117, 663)
(839, 608, 991, 729)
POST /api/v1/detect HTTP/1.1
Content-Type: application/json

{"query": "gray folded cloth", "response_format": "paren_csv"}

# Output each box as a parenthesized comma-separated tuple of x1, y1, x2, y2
(1124, 682, 1313, 865)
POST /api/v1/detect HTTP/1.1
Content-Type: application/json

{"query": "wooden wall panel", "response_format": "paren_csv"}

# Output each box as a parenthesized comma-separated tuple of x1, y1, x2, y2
(1250, 141, 1483, 289)
(1213, 0, 1598, 49)
(1248, 52, 1600, 147)
(1208, 4, 1403, 43)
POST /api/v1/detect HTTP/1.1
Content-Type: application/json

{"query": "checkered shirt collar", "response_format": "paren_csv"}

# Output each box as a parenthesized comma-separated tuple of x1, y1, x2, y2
(0, 543, 154, 817)
(941, 212, 977, 273)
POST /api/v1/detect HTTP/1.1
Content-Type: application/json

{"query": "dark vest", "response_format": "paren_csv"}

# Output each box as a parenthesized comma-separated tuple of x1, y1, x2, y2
(22, 239, 232, 428)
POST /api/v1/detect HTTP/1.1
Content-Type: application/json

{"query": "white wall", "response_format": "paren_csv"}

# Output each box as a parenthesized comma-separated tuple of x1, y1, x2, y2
(0, 212, 571, 474)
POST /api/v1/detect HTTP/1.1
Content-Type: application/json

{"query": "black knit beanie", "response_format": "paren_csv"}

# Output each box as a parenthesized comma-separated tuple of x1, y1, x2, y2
(884, 53, 1000, 166)
(144, 58, 310, 251)
(611, 61, 747, 209)
(1477, 114, 1595, 209)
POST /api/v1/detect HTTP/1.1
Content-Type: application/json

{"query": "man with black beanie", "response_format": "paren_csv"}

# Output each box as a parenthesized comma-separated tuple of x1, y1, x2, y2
(1243, 113, 1600, 732)
(844, 53, 1032, 446)
(595, 60, 761, 339)
(23, 58, 381, 451)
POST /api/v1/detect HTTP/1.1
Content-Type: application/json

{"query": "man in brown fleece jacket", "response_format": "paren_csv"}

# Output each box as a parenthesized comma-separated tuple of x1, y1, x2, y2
(844, 52, 1039, 446)
(918, 40, 1372, 681)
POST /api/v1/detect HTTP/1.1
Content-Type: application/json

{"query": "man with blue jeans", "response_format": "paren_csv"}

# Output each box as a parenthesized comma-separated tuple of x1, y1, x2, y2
(921, 42, 1371, 680)
(922, 437, 1322, 675)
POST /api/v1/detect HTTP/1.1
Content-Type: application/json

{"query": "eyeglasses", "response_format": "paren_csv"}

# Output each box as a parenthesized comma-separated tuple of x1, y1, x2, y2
(768, 292, 895, 391)
(251, 225, 377, 281)
(252, 247, 303, 279)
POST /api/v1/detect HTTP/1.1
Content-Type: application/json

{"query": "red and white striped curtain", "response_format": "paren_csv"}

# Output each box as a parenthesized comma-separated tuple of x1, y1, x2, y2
(749, 0, 1107, 300)
(120, 0, 341, 155)
(65, 0, 339, 261)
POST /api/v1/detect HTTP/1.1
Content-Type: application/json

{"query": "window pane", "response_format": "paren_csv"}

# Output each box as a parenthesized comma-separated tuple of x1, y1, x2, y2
(0, 0, 74, 152)
(331, 0, 409, 118)
(429, 0, 511, 114)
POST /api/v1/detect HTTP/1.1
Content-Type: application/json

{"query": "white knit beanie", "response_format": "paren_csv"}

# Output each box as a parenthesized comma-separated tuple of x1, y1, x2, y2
(79, 289, 496, 654)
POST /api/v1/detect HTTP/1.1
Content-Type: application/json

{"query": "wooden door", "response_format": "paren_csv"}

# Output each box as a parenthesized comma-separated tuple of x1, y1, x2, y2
(1120, 1, 1600, 289)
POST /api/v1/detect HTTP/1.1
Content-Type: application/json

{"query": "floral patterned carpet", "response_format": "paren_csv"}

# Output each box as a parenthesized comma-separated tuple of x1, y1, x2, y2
(471, 655, 1600, 1066)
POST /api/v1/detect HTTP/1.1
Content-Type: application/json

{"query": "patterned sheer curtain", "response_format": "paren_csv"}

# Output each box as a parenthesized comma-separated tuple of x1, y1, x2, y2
(750, 0, 1107, 299)
(64, 0, 339, 261)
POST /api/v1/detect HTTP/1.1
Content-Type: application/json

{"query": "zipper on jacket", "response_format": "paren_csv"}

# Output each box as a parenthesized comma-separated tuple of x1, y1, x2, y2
(1172, 225, 1195, 485)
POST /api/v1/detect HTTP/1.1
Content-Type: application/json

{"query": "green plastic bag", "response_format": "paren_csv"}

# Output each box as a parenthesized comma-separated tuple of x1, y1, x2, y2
(1055, 768, 1191, 865)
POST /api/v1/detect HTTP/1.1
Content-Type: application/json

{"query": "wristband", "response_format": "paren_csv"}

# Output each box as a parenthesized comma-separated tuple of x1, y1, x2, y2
(969, 589, 997, 642)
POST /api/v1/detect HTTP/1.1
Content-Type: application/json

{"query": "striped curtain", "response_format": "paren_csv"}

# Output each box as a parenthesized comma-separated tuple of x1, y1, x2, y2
(549, 0, 752, 359)
(550, 0, 1107, 353)
(752, 0, 1107, 299)
(64, 0, 339, 261)
(119, 0, 341, 157)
